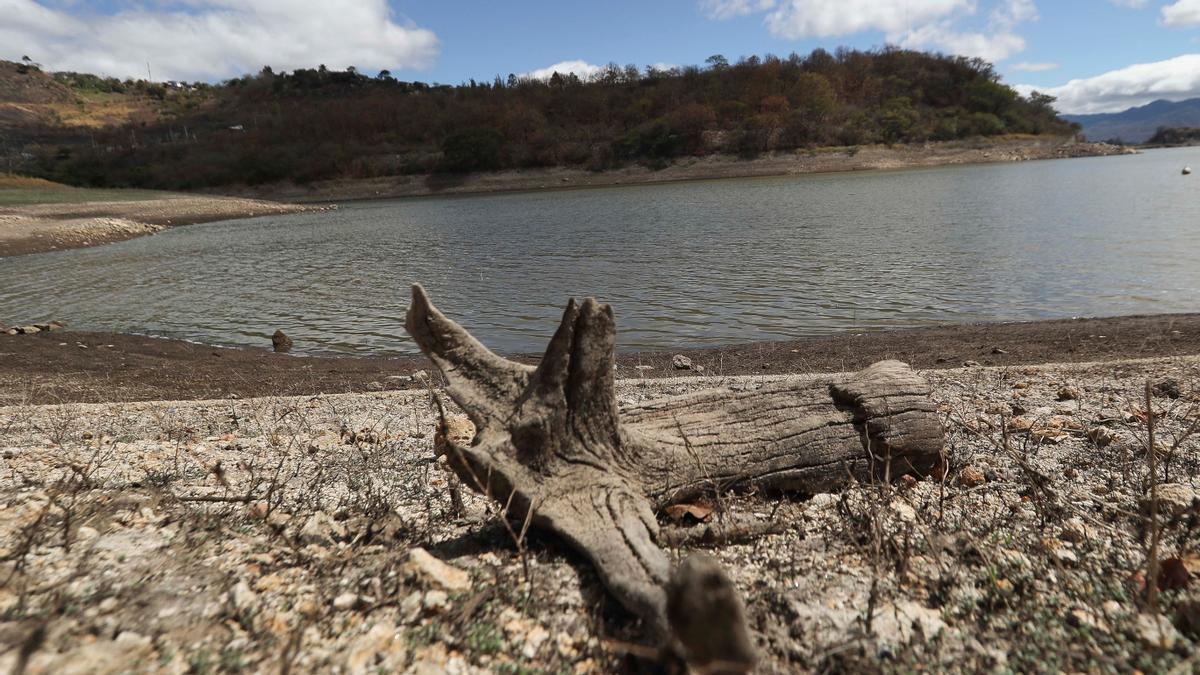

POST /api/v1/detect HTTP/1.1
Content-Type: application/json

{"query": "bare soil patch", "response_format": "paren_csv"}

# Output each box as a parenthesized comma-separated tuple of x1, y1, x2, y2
(1, 313, 1197, 406)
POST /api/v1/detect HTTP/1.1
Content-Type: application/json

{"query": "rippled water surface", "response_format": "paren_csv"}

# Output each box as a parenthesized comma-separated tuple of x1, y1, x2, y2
(5, 148, 1200, 355)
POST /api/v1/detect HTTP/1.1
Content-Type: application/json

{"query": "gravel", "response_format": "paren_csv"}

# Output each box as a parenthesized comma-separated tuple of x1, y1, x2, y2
(1, 356, 1198, 672)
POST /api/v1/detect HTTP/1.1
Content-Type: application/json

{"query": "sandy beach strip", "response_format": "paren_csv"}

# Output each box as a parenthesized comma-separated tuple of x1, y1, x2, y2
(0, 194, 321, 257)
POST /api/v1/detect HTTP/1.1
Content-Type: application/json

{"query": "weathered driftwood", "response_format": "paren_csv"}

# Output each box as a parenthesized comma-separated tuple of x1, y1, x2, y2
(405, 284, 944, 649)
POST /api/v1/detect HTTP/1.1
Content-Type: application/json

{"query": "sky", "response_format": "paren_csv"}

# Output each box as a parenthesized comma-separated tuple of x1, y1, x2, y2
(6, 0, 1200, 114)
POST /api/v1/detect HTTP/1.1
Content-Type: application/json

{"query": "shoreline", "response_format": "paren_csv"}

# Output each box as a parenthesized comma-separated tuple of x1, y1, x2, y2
(222, 136, 1134, 203)
(0, 194, 323, 257)
(0, 137, 1131, 257)
(2, 311, 1196, 405)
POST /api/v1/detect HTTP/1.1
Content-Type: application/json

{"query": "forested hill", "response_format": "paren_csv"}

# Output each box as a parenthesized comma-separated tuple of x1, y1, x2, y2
(8, 49, 1077, 190)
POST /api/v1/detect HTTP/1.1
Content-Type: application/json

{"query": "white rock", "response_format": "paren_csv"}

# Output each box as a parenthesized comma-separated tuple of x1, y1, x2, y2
(1135, 612, 1180, 649)
(300, 511, 346, 545)
(522, 625, 550, 659)
(333, 592, 359, 611)
(399, 591, 423, 624)
(404, 548, 470, 591)
(422, 590, 449, 612)
(229, 580, 259, 617)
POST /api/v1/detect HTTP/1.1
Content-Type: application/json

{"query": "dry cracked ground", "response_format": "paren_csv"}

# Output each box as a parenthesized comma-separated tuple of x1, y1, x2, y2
(2, 357, 1200, 673)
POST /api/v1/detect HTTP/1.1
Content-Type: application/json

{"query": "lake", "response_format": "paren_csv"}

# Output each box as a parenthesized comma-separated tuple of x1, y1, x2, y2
(4, 147, 1200, 356)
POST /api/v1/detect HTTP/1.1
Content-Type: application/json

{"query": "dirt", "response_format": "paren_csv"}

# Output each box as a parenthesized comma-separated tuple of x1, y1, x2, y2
(229, 137, 1135, 203)
(2, 313, 1198, 406)
(0, 196, 321, 257)
(1, 356, 1198, 673)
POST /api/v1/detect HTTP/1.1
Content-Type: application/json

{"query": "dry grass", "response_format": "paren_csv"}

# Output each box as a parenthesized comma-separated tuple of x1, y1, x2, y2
(0, 174, 66, 190)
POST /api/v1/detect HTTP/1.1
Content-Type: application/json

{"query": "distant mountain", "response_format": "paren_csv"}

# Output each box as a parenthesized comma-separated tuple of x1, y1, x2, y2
(1064, 98, 1200, 144)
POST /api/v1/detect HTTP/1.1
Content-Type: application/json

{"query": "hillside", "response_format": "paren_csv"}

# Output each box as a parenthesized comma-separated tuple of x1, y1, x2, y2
(1064, 98, 1200, 144)
(0, 59, 213, 135)
(3, 50, 1077, 190)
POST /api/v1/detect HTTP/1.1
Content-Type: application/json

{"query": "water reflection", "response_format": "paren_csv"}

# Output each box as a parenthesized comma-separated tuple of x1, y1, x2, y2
(3, 148, 1200, 356)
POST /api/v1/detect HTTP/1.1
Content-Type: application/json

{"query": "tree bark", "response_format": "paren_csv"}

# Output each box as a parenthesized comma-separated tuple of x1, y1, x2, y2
(405, 284, 944, 648)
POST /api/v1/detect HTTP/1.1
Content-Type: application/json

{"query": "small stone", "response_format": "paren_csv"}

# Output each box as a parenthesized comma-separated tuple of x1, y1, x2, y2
(422, 590, 449, 612)
(411, 370, 429, 383)
(1007, 416, 1033, 431)
(1059, 518, 1089, 544)
(808, 493, 838, 510)
(963, 360, 981, 367)
(346, 621, 407, 674)
(1087, 426, 1117, 447)
(271, 329, 293, 353)
(229, 580, 259, 618)
(958, 466, 986, 488)
(1141, 483, 1198, 518)
(365, 381, 384, 392)
(672, 354, 693, 370)
(522, 625, 550, 659)
(433, 417, 476, 456)
(1135, 612, 1181, 649)
(399, 591, 423, 624)
(403, 548, 470, 591)
(296, 598, 320, 618)
(333, 592, 359, 611)
(984, 403, 1012, 416)
(300, 511, 346, 545)
(1057, 386, 1081, 401)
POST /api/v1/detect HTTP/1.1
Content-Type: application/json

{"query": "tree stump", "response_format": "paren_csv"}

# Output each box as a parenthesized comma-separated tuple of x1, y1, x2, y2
(405, 284, 944, 657)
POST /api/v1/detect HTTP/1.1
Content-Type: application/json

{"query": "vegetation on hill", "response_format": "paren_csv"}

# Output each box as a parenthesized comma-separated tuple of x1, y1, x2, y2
(1145, 126, 1200, 146)
(5, 49, 1077, 189)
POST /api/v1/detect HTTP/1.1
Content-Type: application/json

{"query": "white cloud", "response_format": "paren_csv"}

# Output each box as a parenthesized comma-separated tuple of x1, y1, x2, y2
(1163, 0, 1200, 26)
(1010, 61, 1060, 72)
(899, 21, 1027, 62)
(1016, 54, 1200, 114)
(700, 0, 777, 20)
(524, 60, 603, 81)
(701, 0, 1036, 63)
(762, 0, 969, 39)
(991, 0, 1038, 27)
(0, 0, 439, 81)
(896, 0, 1037, 63)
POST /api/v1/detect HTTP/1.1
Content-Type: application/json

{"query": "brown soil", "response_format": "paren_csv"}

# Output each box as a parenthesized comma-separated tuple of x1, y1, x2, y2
(3, 312, 1197, 405)
(231, 137, 1134, 203)
(0, 195, 321, 257)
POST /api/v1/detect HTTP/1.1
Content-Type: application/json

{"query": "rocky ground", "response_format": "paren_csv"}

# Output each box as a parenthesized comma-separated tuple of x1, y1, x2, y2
(0, 196, 320, 257)
(2, 356, 1199, 673)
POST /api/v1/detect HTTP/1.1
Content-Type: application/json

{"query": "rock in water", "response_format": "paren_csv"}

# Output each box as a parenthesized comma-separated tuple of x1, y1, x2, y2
(271, 329, 293, 353)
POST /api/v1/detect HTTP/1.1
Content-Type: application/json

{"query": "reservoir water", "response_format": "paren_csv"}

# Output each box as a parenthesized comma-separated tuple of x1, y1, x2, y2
(3, 147, 1200, 356)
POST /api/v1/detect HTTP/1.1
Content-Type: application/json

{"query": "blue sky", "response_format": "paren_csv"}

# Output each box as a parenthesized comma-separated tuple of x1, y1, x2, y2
(7, 0, 1200, 113)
